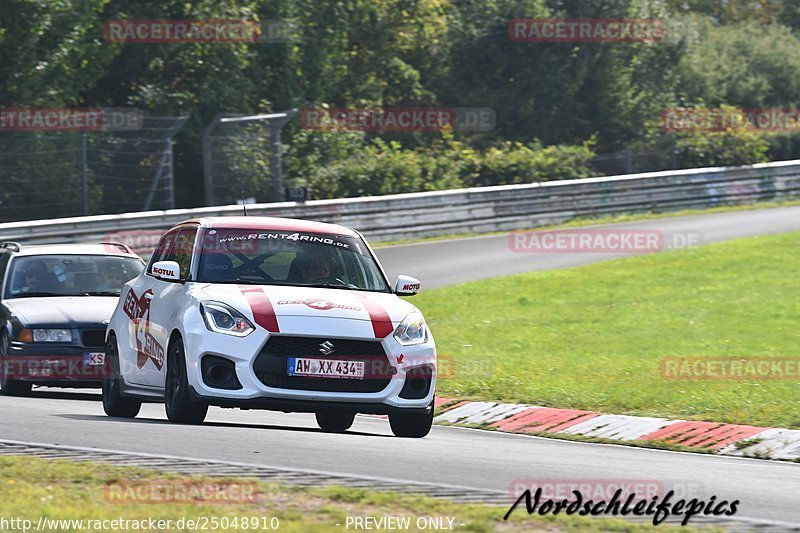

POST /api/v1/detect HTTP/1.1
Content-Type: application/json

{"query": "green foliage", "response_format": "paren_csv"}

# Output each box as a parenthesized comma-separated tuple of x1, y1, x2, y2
(675, 129, 771, 167)
(0, 0, 114, 106)
(468, 139, 596, 187)
(285, 130, 596, 199)
(677, 19, 800, 108)
(3, 0, 800, 214)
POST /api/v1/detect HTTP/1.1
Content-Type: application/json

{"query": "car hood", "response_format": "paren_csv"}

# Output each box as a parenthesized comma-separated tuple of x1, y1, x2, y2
(5, 296, 118, 327)
(196, 284, 417, 338)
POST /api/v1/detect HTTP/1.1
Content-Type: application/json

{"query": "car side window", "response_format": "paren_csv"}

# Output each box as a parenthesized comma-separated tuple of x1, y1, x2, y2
(168, 227, 198, 280)
(148, 230, 179, 274)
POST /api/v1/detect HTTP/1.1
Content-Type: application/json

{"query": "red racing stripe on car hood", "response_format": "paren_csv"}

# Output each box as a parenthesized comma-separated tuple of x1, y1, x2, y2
(238, 285, 279, 332)
(361, 297, 394, 338)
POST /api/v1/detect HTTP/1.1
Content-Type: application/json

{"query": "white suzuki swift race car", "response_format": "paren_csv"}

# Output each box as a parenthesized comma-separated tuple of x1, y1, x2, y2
(103, 217, 436, 437)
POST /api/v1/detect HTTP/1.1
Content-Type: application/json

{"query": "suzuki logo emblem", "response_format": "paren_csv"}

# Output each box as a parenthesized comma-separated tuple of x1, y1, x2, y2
(319, 341, 334, 355)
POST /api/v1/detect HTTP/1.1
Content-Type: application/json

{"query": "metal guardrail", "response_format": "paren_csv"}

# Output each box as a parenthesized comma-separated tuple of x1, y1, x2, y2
(1, 159, 799, 251)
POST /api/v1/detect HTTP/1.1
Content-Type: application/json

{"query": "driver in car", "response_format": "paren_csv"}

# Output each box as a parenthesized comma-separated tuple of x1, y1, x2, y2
(97, 262, 128, 292)
(17, 260, 50, 293)
(300, 254, 332, 283)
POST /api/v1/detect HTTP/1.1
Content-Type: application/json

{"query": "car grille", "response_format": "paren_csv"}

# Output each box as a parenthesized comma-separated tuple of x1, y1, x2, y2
(253, 336, 392, 393)
(81, 329, 106, 348)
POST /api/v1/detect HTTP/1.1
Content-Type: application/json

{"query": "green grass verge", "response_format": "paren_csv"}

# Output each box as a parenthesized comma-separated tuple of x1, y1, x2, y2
(0, 456, 700, 532)
(416, 231, 800, 429)
(373, 198, 800, 248)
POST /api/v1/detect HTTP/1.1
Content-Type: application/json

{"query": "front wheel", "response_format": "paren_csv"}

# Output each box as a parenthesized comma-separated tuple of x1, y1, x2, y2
(165, 338, 207, 424)
(0, 330, 31, 397)
(315, 411, 355, 433)
(389, 405, 434, 438)
(101, 335, 141, 418)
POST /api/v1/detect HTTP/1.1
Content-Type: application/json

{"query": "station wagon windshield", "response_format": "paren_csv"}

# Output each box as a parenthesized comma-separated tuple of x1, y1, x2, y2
(6, 255, 144, 299)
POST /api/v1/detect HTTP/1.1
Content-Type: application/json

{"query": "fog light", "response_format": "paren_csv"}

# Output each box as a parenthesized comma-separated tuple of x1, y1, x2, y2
(201, 355, 242, 390)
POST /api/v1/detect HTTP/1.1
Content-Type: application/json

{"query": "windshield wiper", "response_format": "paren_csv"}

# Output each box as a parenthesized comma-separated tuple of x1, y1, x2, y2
(12, 292, 64, 298)
(83, 291, 120, 296)
(303, 282, 352, 290)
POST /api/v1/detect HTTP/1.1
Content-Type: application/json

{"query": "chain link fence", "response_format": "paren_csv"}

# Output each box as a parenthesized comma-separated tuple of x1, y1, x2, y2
(202, 110, 296, 206)
(588, 146, 680, 176)
(1, 111, 778, 224)
(0, 115, 186, 222)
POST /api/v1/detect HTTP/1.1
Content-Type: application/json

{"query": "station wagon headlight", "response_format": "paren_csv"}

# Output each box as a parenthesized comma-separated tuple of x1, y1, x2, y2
(201, 303, 255, 337)
(32, 329, 72, 343)
(393, 312, 428, 346)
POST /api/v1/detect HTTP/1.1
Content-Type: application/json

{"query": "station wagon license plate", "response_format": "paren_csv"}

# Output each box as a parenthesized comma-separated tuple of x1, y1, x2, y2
(288, 358, 365, 380)
(84, 352, 105, 366)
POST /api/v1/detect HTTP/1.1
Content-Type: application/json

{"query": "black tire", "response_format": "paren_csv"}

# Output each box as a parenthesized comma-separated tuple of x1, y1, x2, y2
(315, 410, 355, 433)
(0, 330, 32, 397)
(101, 335, 141, 418)
(389, 404, 434, 438)
(165, 338, 207, 424)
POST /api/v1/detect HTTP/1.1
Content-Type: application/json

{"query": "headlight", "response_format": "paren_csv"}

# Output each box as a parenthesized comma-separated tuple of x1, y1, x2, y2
(393, 312, 428, 346)
(32, 329, 72, 343)
(201, 303, 255, 337)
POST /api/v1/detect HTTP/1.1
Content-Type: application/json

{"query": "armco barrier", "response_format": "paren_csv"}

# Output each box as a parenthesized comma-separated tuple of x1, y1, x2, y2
(1, 160, 799, 251)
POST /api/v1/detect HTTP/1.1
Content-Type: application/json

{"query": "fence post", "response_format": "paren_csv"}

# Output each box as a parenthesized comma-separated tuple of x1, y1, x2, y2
(164, 138, 175, 209)
(269, 113, 297, 202)
(142, 116, 187, 211)
(202, 117, 220, 207)
(625, 149, 633, 174)
(80, 132, 89, 215)
(270, 125, 283, 202)
(203, 109, 298, 206)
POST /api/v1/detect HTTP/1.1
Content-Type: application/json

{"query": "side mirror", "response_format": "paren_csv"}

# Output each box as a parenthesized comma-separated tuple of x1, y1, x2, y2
(151, 260, 181, 282)
(395, 275, 421, 296)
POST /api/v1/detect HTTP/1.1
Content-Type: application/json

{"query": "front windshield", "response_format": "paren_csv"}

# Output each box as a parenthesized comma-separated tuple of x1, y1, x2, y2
(197, 229, 389, 292)
(6, 255, 144, 299)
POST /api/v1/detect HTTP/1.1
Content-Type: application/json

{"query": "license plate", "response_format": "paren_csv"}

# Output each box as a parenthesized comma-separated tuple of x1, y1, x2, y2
(287, 358, 365, 380)
(84, 352, 105, 366)
(30, 367, 52, 377)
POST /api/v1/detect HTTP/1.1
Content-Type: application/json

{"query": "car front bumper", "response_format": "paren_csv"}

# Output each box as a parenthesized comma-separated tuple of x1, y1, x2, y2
(182, 314, 436, 413)
(5, 343, 109, 384)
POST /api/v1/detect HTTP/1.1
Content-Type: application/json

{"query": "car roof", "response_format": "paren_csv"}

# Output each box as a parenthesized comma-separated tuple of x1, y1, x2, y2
(181, 216, 361, 238)
(6, 243, 141, 257)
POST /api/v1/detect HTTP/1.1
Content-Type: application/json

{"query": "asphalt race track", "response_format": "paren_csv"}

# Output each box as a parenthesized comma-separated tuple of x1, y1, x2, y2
(376, 205, 800, 288)
(3, 206, 800, 528)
